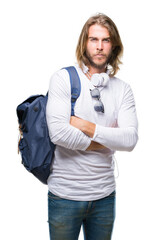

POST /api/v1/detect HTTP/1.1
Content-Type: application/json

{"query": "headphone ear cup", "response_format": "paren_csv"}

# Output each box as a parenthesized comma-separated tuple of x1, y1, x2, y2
(101, 73, 110, 87)
(91, 74, 100, 86)
(91, 73, 110, 87)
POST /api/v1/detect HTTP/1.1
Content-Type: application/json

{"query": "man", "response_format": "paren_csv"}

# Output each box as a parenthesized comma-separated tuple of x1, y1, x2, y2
(46, 13, 138, 240)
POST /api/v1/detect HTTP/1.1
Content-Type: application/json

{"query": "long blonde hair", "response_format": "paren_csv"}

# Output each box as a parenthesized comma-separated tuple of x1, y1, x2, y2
(76, 13, 123, 76)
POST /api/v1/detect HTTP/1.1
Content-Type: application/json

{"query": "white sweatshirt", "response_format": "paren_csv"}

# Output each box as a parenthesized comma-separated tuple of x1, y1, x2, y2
(46, 65, 138, 201)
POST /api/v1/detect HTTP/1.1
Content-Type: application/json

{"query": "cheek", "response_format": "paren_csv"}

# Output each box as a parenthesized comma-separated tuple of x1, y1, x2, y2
(105, 44, 113, 54)
(87, 43, 96, 53)
(103, 47, 112, 58)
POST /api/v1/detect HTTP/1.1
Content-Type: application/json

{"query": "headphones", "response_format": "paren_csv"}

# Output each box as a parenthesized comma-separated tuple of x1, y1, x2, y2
(82, 63, 110, 87)
(91, 72, 110, 87)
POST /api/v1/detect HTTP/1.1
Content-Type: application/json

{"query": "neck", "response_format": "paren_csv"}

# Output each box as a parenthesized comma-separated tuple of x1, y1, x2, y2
(87, 65, 107, 75)
(85, 67, 107, 80)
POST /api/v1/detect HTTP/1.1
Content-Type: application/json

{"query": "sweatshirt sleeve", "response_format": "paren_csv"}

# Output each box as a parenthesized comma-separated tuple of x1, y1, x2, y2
(92, 83, 138, 151)
(46, 69, 91, 150)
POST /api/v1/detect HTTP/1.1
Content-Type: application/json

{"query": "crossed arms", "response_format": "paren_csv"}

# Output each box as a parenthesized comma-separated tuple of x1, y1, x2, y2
(70, 116, 107, 151)
(46, 70, 138, 152)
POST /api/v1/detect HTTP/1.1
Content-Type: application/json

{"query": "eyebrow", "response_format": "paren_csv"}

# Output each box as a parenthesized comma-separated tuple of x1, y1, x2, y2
(88, 36, 111, 40)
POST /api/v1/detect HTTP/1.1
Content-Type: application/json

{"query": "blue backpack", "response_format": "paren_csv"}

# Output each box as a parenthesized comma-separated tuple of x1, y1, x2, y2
(17, 66, 81, 184)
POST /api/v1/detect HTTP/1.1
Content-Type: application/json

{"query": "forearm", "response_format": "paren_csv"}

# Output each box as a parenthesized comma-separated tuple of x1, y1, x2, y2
(92, 124, 138, 152)
(70, 116, 108, 151)
(70, 116, 138, 152)
(70, 116, 96, 138)
(49, 124, 90, 151)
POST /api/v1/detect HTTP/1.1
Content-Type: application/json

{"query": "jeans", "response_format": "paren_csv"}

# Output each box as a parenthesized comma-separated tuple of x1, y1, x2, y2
(48, 191, 116, 240)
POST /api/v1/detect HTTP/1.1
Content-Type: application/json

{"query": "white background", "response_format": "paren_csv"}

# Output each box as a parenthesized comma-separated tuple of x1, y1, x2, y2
(0, 0, 155, 239)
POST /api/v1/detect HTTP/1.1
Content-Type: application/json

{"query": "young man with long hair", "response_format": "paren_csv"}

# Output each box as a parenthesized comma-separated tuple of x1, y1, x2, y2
(46, 13, 138, 240)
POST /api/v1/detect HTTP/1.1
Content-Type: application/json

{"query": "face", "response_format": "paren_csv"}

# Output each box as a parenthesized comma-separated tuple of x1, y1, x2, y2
(86, 24, 113, 72)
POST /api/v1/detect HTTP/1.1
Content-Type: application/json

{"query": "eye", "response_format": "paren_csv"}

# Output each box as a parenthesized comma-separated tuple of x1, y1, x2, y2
(103, 38, 111, 43)
(90, 37, 98, 42)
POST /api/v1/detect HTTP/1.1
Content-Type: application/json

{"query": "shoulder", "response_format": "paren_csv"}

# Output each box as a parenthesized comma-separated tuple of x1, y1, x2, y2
(109, 76, 133, 96)
(109, 76, 130, 89)
(109, 76, 134, 107)
(50, 68, 70, 83)
(49, 67, 72, 91)
(48, 68, 73, 99)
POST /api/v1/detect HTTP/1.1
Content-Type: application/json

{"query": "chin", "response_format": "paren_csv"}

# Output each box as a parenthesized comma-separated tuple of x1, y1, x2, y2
(93, 58, 106, 65)
(93, 61, 107, 69)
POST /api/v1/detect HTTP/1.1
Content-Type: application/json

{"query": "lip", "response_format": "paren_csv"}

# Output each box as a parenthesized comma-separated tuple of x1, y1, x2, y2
(95, 54, 105, 57)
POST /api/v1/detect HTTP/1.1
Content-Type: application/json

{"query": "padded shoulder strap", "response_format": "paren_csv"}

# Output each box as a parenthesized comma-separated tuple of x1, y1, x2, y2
(64, 66, 81, 116)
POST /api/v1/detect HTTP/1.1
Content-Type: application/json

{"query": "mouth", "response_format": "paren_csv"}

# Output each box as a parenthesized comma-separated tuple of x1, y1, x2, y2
(95, 54, 106, 58)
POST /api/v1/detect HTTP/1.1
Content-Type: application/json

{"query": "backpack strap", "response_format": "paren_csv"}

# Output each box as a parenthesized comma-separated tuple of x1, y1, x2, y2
(64, 66, 81, 116)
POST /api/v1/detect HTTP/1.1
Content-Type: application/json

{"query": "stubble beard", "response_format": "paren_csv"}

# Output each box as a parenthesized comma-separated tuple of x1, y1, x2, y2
(85, 51, 111, 71)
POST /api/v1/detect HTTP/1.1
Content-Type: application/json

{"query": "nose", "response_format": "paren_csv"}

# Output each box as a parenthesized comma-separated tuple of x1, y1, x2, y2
(97, 40, 103, 51)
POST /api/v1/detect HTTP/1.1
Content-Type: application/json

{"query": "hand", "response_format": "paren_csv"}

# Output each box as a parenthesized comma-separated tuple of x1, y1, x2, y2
(70, 116, 108, 151)
(70, 116, 96, 138)
(86, 141, 108, 151)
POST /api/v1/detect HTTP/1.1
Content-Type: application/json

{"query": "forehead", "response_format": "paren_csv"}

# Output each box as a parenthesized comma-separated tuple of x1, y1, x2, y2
(88, 24, 110, 38)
